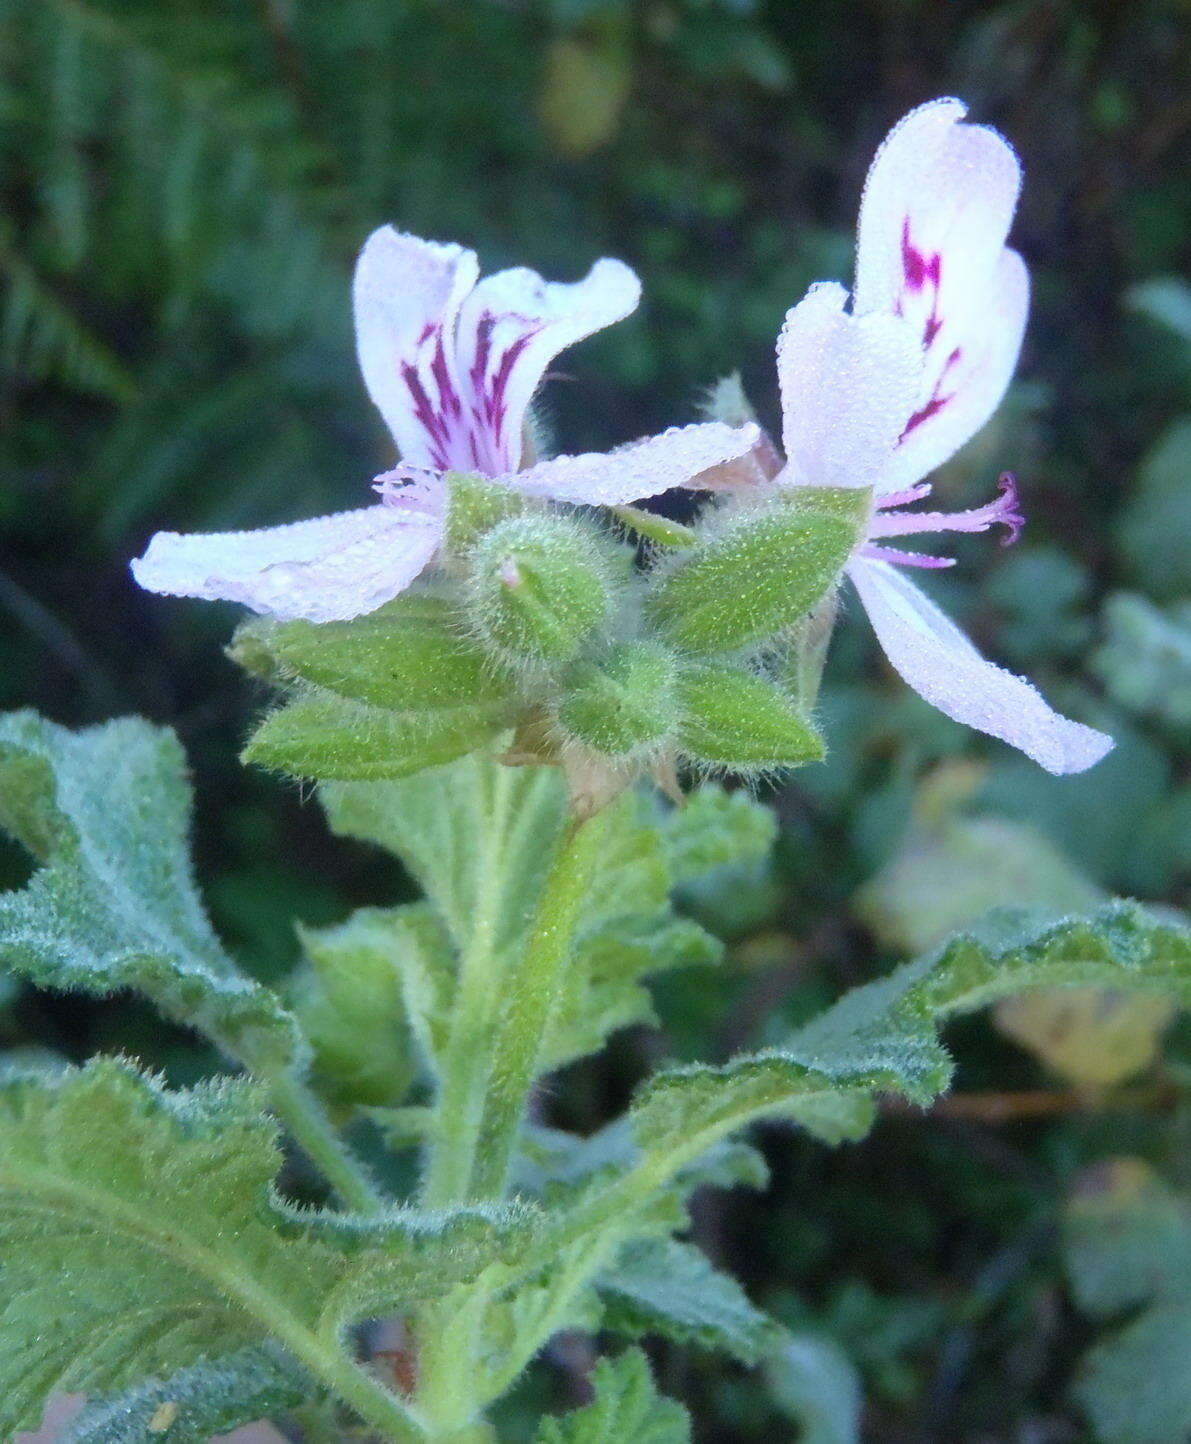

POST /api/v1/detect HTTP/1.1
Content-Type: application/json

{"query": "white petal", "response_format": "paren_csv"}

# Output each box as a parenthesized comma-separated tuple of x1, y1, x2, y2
(131, 507, 440, 624)
(353, 227, 480, 467)
(454, 257, 641, 472)
(852, 99, 1028, 489)
(506, 421, 761, 506)
(854, 97, 1021, 322)
(849, 557, 1113, 775)
(881, 247, 1029, 493)
(776, 282, 924, 491)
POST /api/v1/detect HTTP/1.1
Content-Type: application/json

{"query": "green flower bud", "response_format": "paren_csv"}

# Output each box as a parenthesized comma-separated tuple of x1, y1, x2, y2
(467, 513, 619, 670)
(677, 664, 824, 772)
(647, 487, 869, 655)
(230, 595, 511, 714)
(444, 470, 526, 554)
(557, 641, 680, 761)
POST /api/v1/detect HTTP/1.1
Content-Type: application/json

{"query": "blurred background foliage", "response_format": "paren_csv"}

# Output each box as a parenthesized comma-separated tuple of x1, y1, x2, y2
(0, 0, 1188, 1438)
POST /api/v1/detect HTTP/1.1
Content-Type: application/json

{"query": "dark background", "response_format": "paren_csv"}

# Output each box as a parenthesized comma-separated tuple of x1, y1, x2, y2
(1, 2, 1188, 1438)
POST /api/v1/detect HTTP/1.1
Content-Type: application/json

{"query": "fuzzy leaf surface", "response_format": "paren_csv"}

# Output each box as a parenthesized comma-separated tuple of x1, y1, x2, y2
(596, 1237, 775, 1362)
(0, 1058, 535, 1436)
(0, 711, 297, 1067)
(63, 1344, 312, 1444)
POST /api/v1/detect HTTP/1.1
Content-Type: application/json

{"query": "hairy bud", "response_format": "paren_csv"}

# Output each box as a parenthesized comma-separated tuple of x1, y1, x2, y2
(466, 514, 619, 670)
(557, 641, 679, 762)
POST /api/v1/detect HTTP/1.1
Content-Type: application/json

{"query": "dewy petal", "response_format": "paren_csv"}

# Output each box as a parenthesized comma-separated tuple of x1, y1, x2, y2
(854, 97, 1021, 325)
(848, 556, 1113, 775)
(353, 227, 480, 468)
(776, 282, 924, 491)
(505, 420, 761, 506)
(131, 507, 440, 624)
(453, 257, 641, 473)
(881, 247, 1029, 493)
(852, 98, 1028, 490)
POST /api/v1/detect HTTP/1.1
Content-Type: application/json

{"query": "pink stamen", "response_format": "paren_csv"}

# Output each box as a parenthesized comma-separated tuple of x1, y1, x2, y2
(876, 481, 934, 510)
(869, 472, 1024, 547)
(373, 467, 443, 518)
(859, 543, 955, 569)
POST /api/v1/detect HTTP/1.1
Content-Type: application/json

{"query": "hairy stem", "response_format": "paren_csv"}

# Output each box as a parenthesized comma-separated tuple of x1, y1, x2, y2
(420, 764, 517, 1207)
(469, 808, 607, 1200)
(265, 1069, 385, 1214)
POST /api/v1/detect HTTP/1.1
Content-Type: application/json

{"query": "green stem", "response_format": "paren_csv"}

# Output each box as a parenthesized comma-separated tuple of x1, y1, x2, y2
(421, 764, 517, 1207)
(469, 809, 606, 1200)
(266, 1069, 386, 1214)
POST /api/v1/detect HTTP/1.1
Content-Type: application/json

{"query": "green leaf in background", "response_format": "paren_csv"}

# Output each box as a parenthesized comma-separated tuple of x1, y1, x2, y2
(0, 711, 297, 1068)
(292, 908, 419, 1108)
(0, 1057, 534, 1437)
(1064, 1159, 1191, 1444)
(538, 16, 634, 160)
(1127, 275, 1191, 346)
(62, 1344, 312, 1444)
(1091, 592, 1191, 731)
(660, 783, 777, 883)
(533, 1348, 690, 1444)
(323, 756, 740, 1078)
(855, 766, 1103, 956)
(596, 1237, 776, 1363)
(1116, 417, 1191, 603)
(763, 1332, 862, 1444)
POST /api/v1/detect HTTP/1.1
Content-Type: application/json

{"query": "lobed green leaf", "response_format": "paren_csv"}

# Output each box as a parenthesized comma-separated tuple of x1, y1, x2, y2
(533, 1348, 690, 1443)
(596, 1237, 776, 1363)
(0, 711, 297, 1068)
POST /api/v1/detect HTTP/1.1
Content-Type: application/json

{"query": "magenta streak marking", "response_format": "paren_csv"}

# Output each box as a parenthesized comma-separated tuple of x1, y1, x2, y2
(899, 346, 962, 441)
(400, 361, 450, 451)
(469, 314, 495, 390)
(901, 216, 944, 349)
(859, 543, 955, 569)
(429, 334, 462, 419)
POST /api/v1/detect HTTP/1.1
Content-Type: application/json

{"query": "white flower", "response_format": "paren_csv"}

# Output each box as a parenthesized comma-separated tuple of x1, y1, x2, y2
(132, 228, 758, 624)
(775, 98, 1112, 775)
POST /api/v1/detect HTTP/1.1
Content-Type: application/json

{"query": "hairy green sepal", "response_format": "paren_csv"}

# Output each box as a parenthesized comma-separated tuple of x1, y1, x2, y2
(677, 665, 825, 771)
(230, 595, 512, 713)
(647, 487, 868, 654)
(242, 686, 508, 781)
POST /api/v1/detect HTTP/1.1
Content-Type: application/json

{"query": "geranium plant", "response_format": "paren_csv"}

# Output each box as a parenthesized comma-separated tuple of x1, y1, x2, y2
(0, 99, 1183, 1443)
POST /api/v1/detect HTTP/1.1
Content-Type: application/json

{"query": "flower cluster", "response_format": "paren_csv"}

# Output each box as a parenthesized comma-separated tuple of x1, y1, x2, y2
(133, 98, 1111, 777)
